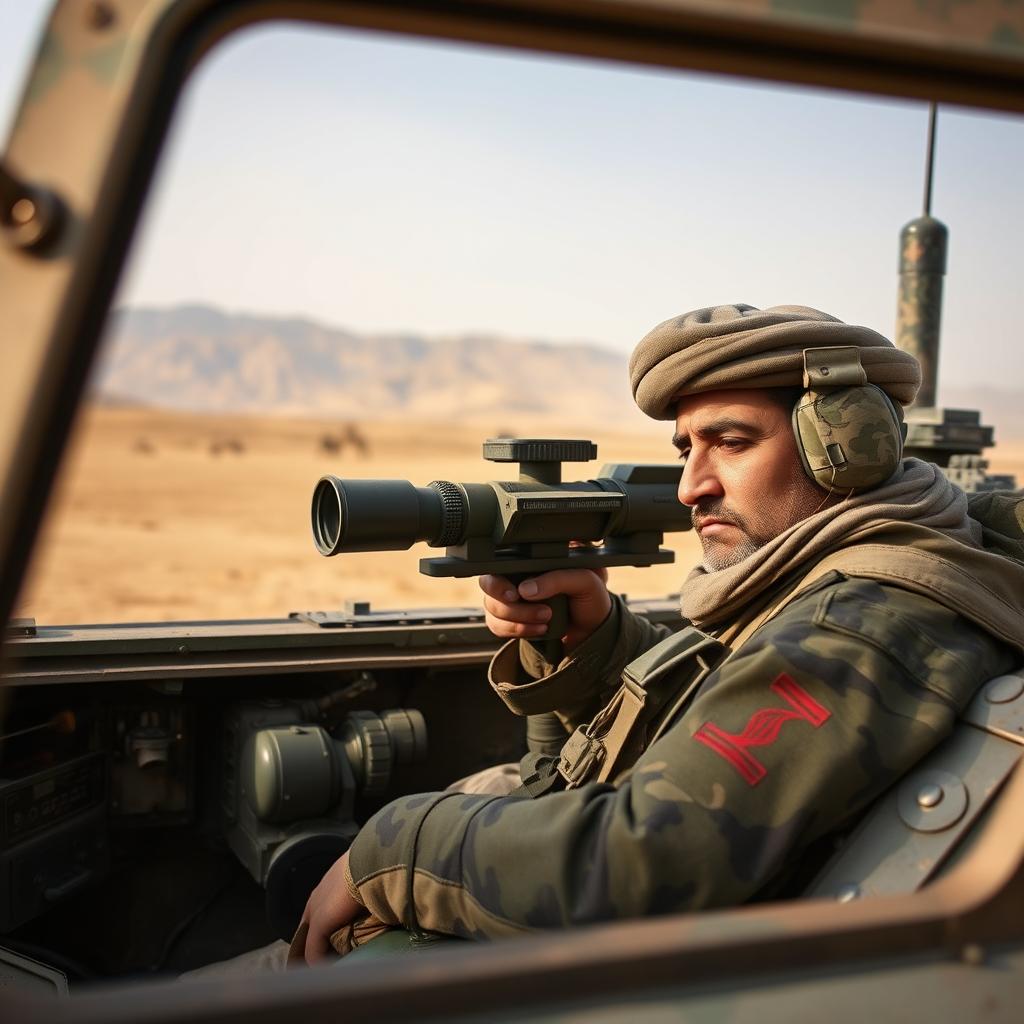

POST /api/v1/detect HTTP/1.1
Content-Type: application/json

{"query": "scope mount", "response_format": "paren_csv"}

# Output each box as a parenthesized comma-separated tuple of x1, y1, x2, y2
(482, 438, 597, 485)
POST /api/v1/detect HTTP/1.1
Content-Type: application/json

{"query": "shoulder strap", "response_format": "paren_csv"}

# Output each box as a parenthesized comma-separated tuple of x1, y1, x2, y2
(722, 534, 1024, 655)
(555, 626, 727, 789)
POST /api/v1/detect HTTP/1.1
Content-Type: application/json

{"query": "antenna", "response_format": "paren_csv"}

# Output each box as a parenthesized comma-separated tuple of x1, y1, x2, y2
(895, 102, 947, 409)
(923, 102, 937, 216)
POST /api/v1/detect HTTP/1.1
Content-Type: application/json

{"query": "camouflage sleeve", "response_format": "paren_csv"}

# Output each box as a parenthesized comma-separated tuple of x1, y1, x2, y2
(348, 579, 1014, 937)
(488, 593, 674, 732)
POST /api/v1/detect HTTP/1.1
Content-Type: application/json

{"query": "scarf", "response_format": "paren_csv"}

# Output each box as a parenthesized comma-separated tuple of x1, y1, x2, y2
(681, 459, 1024, 651)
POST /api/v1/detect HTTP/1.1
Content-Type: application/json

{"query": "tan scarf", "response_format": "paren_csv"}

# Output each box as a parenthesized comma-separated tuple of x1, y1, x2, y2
(681, 459, 1024, 649)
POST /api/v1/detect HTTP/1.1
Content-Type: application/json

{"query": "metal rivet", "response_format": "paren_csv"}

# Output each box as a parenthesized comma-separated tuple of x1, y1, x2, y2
(984, 674, 1024, 705)
(1, 178, 65, 251)
(10, 197, 35, 225)
(961, 943, 985, 966)
(177, 644, 189, 656)
(835, 884, 861, 903)
(898, 770, 967, 833)
(820, 366, 831, 376)
(87, 2, 117, 30)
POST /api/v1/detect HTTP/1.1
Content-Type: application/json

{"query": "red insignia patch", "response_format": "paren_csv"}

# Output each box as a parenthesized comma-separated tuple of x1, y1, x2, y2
(693, 674, 831, 786)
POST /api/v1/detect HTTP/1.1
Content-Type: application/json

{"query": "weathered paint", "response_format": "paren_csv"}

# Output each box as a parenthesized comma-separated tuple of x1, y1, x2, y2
(897, 215, 949, 409)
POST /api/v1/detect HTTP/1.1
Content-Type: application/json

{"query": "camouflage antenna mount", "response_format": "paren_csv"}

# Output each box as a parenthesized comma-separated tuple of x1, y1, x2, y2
(311, 439, 691, 661)
(897, 213, 947, 410)
(895, 105, 1016, 491)
(897, 103, 948, 411)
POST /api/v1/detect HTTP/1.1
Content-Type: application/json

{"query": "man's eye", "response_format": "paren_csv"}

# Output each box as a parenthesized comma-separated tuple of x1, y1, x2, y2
(719, 438, 749, 452)
(676, 450, 689, 463)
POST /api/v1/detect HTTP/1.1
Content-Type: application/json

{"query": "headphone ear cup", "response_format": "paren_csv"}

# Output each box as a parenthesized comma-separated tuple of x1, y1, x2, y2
(792, 385, 904, 491)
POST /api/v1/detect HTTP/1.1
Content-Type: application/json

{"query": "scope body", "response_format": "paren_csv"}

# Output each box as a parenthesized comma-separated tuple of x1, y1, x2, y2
(312, 458, 690, 578)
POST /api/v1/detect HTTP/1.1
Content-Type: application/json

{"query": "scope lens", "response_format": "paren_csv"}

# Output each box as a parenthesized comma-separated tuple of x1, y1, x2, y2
(312, 478, 344, 554)
(311, 478, 433, 553)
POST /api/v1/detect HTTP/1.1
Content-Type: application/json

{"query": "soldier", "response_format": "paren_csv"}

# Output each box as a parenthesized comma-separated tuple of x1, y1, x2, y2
(295, 304, 1024, 964)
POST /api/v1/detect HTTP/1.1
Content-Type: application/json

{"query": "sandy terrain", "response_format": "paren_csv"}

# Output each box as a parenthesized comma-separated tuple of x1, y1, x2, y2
(13, 406, 701, 625)
(14, 406, 1024, 627)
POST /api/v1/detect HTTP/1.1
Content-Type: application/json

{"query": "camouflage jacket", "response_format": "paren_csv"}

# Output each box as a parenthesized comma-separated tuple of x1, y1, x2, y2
(346, 574, 1014, 938)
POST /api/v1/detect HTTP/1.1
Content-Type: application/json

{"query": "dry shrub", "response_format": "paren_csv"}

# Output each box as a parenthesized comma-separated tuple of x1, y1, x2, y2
(317, 424, 370, 457)
(210, 437, 245, 456)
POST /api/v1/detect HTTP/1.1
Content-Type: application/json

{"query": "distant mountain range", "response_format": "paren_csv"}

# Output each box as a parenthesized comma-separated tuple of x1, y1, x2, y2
(94, 304, 1024, 437)
(95, 305, 643, 428)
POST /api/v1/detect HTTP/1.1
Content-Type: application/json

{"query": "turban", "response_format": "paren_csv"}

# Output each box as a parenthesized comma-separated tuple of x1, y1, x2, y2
(629, 304, 922, 420)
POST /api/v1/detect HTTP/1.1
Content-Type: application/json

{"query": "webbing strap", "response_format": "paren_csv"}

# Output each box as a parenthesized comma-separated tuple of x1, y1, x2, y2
(596, 683, 646, 783)
(555, 626, 727, 790)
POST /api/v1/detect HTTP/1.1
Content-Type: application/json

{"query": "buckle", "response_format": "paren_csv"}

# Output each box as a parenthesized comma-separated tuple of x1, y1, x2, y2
(557, 727, 606, 788)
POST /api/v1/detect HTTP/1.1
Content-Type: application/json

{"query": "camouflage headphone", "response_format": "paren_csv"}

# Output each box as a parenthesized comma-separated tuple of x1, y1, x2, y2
(792, 346, 906, 492)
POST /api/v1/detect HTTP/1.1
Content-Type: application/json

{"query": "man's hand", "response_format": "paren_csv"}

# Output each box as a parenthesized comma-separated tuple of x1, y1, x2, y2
(299, 850, 362, 965)
(479, 568, 611, 653)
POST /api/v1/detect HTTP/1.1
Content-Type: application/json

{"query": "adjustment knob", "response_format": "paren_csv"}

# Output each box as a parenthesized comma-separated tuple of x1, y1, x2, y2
(482, 439, 597, 464)
(341, 711, 393, 797)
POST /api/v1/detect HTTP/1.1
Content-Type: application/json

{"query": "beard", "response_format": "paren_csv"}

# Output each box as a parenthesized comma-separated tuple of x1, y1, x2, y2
(693, 504, 766, 572)
(692, 482, 830, 572)
(700, 536, 763, 572)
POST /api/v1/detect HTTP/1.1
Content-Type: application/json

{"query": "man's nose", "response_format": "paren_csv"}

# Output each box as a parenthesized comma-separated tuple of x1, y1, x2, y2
(677, 451, 723, 507)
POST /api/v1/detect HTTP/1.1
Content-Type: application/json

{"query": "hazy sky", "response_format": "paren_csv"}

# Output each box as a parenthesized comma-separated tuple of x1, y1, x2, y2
(4, 2, 1024, 392)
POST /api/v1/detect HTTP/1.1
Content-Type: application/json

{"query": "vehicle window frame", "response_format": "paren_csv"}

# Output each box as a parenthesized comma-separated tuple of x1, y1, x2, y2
(1, 1, 1023, 1018)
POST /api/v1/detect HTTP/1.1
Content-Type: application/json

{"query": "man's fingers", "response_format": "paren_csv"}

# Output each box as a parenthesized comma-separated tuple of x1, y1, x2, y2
(479, 574, 519, 603)
(304, 918, 333, 965)
(482, 602, 550, 637)
(482, 570, 610, 645)
(484, 617, 549, 638)
(517, 570, 604, 601)
(482, 593, 552, 623)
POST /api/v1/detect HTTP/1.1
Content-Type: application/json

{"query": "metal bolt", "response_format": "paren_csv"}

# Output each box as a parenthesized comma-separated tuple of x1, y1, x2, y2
(961, 943, 985, 966)
(917, 783, 944, 809)
(821, 366, 831, 376)
(10, 197, 35, 225)
(87, 2, 117, 30)
(177, 644, 189, 656)
(835, 883, 861, 903)
(1, 178, 65, 252)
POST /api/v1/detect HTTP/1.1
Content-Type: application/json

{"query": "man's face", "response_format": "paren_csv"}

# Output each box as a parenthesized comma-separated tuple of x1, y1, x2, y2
(673, 389, 829, 572)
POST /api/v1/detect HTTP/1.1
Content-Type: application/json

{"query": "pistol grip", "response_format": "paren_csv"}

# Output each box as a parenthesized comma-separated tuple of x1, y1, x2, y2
(526, 592, 568, 665)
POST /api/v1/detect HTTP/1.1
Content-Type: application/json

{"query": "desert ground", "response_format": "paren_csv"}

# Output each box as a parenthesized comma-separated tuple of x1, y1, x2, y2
(14, 405, 699, 625)
(14, 406, 1024, 627)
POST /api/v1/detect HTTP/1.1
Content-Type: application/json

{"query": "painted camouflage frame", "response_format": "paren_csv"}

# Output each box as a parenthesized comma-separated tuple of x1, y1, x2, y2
(2, 1, 1024, 1022)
